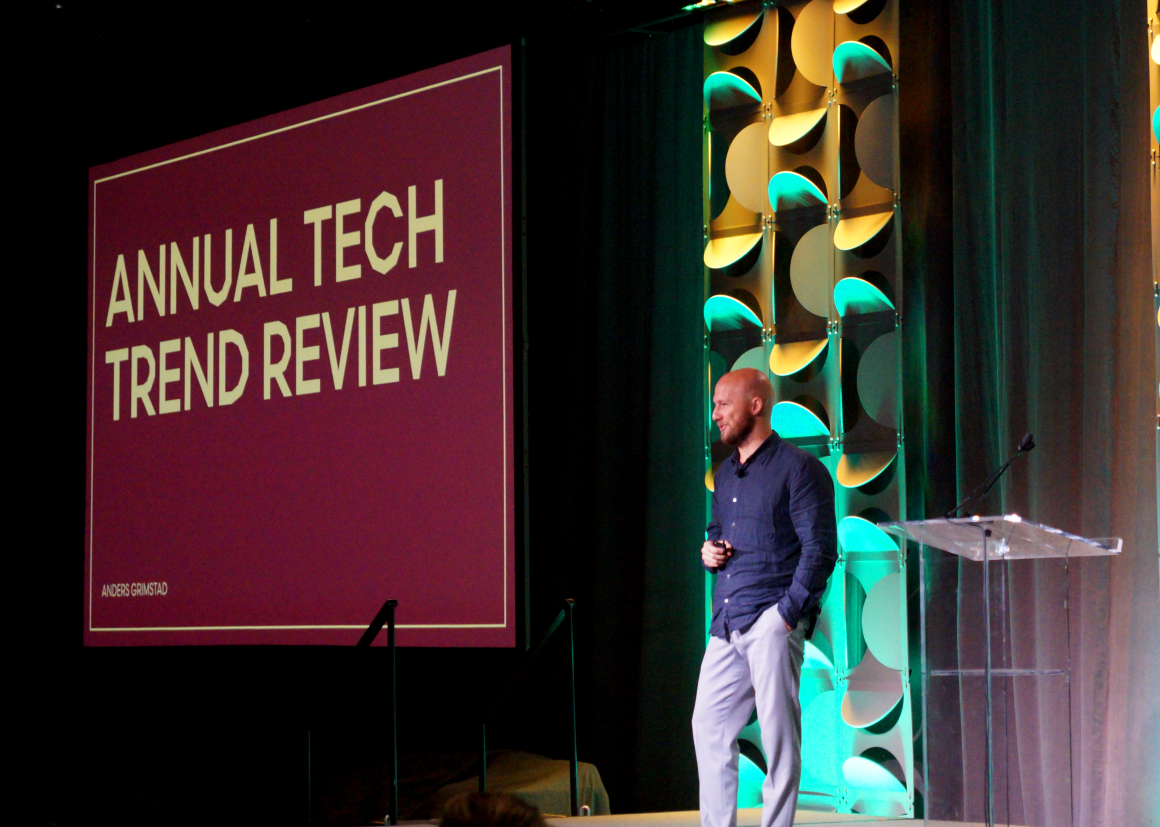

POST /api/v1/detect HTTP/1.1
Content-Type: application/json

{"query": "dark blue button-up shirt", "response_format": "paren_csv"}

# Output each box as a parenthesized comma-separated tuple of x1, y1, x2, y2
(706, 431, 837, 639)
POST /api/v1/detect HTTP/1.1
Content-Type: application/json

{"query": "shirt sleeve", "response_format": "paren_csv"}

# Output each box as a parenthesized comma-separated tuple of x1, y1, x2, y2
(776, 454, 838, 628)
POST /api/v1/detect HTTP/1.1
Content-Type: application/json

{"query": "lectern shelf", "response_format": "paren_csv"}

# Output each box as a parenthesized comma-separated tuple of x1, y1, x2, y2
(880, 514, 1122, 561)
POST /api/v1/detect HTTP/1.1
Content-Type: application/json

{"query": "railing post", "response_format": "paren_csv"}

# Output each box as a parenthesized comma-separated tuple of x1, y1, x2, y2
(388, 601, 399, 827)
(356, 598, 399, 825)
(565, 598, 578, 817)
(479, 721, 488, 793)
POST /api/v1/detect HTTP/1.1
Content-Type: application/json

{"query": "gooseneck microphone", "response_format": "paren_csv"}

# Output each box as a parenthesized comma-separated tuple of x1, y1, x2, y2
(944, 432, 1036, 519)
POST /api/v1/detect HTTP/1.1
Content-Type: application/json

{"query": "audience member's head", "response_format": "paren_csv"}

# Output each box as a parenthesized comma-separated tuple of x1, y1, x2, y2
(440, 792, 548, 827)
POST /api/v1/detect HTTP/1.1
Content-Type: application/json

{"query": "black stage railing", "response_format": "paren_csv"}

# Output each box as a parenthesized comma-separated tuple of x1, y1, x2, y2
(480, 598, 579, 816)
(320, 598, 578, 823)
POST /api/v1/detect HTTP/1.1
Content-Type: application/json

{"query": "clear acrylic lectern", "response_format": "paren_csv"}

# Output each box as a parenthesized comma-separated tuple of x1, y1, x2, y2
(879, 516, 1121, 827)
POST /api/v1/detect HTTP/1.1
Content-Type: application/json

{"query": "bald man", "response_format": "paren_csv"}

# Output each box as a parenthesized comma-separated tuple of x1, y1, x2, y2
(692, 368, 837, 827)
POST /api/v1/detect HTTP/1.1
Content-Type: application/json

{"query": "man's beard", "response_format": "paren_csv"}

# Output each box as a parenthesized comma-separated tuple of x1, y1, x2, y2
(722, 415, 755, 447)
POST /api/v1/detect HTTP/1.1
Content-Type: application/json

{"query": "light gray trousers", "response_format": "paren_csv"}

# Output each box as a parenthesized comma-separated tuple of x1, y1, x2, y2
(692, 606, 806, 827)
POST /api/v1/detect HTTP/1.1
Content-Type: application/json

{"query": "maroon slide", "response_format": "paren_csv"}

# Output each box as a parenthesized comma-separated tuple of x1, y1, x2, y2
(85, 47, 515, 647)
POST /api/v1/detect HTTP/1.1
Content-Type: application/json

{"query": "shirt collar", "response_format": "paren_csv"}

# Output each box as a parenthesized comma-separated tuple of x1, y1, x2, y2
(728, 430, 781, 474)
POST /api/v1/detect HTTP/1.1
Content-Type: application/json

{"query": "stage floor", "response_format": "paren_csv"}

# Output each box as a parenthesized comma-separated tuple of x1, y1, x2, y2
(545, 810, 991, 827)
(397, 809, 999, 827)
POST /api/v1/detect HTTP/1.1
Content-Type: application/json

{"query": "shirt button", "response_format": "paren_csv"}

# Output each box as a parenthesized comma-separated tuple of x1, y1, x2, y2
(724, 599, 729, 603)
(726, 574, 731, 579)
(731, 522, 735, 527)
(732, 497, 737, 502)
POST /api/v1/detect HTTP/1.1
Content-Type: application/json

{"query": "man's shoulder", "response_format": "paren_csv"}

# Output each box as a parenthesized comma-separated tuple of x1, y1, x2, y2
(772, 439, 832, 481)
(771, 436, 821, 466)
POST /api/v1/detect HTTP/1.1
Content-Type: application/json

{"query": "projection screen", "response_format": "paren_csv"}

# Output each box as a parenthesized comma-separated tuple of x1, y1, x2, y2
(85, 47, 515, 647)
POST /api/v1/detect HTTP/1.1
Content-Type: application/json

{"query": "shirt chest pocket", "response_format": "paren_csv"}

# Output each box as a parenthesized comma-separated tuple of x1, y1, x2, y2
(731, 481, 785, 547)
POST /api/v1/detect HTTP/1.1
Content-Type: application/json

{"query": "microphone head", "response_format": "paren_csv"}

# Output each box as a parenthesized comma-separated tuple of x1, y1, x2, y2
(1019, 432, 1035, 452)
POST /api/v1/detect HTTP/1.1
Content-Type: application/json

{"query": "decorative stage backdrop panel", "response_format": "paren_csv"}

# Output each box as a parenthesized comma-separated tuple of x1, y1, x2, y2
(84, 47, 515, 647)
(702, 1, 913, 819)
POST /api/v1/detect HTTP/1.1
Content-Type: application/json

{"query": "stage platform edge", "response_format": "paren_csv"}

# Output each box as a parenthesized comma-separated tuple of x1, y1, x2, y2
(394, 809, 1005, 827)
(544, 809, 995, 827)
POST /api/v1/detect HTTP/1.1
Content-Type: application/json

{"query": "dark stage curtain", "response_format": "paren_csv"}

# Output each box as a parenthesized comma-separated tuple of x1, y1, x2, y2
(948, 1, 1159, 825)
(545, 0, 1159, 819)
(533, 24, 707, 814)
